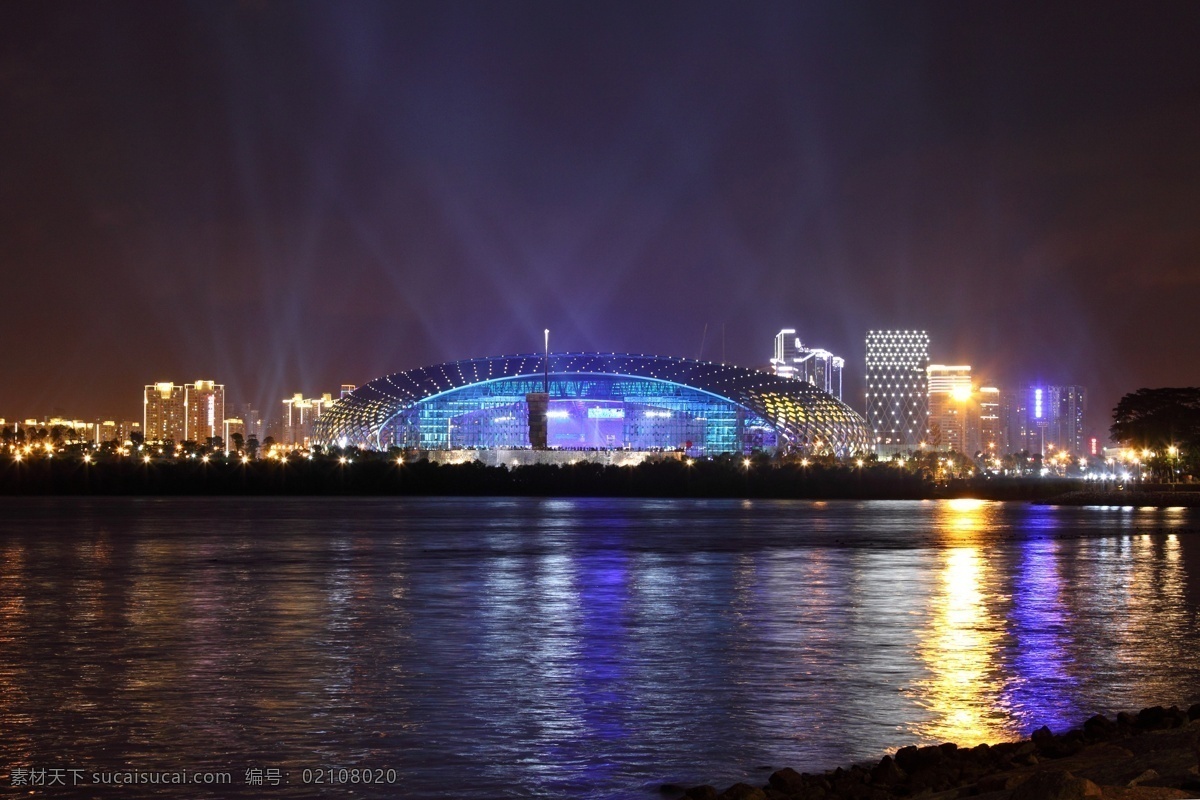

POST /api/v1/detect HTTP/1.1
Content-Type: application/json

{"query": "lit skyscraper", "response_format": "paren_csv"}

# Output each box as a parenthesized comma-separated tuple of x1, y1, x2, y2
(1053, 385, 1087, 455)
(865, 330, 930, 454)
(144, 382, 186, 443)
(145, 380, 224, 443)
(977, 386, 1004, 457)
(770, 328, 845, 399)
(926, 365, 972, 453)
(282, 392, 335, 447)
(770, 329, 800, 379)
(1026, 384, 1087, 455)
(223, 418, 245, 446)
(185, 380, 224, 444)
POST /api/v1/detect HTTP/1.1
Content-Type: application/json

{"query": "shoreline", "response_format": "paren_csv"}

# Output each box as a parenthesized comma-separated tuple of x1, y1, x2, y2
(672, 705, 1200, 800)
(1, 458, 1197, 505)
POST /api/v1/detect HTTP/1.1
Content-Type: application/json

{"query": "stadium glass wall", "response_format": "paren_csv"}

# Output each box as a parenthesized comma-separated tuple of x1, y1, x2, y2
(312, 353, 873, 456)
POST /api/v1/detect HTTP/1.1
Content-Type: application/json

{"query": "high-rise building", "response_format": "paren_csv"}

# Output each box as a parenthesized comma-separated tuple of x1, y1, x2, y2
(926, 365, 972, 453)
(1026, 385, 1086, 456)
(145, 381, 224, 443)
(223, 418, 245, 447)
(770, 329, 845, 399)
(977, 386, 1004, 458)
(281, 393, 335, 447)
(1055, 385, 1087, 455)
(340, 384, 357, 399)
(185, 380, 225, 444)
(770, 329, 800, 379)
(865, 330, 930, 454)
(1000, 389, 1028, 454)
(239, 404, 265, 442)
(95, 420, 141, 445)
(144, 382, 186, 443)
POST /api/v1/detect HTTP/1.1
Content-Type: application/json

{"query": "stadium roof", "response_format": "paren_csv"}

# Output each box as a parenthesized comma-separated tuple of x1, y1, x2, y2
(312, 353, 873, 454)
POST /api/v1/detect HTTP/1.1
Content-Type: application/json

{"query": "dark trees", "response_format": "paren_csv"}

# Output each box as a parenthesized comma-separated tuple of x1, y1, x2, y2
(1111, 387, 1200, 477)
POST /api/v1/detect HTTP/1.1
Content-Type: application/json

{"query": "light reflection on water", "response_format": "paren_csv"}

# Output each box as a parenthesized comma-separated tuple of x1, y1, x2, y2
(0, 498, 1197, 799)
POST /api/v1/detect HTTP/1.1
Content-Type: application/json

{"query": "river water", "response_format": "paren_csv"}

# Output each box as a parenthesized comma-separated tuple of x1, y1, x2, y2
(0, 497, 1198, 798)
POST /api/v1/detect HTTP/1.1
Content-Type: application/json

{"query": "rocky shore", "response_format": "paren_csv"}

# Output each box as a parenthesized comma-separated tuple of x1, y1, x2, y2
(674, 705, 1200, 800)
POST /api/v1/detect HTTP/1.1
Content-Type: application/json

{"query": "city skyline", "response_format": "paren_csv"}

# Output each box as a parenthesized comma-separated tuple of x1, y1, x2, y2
(2, 3, 1198, 423)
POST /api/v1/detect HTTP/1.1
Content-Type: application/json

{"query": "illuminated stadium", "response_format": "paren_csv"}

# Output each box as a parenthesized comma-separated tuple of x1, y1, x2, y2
(312, 353, 873, 457)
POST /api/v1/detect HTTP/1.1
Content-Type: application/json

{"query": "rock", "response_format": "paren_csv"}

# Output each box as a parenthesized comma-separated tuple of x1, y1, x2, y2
(957, 762, 986, 785)
(894, 746, 920, 771)
(1085, 715, 1117, 741)
(1117, 713, 1139, 730)
(717, 783, 767, 800)
(1041, 738, 1086, 759)
(1098, 788, 1196, 800)
(870, 756, 905, 786)
(661, 783, 689, 794)
(1010, 770, 1101, 800)
(684, 786, 719, 800)
(1186, 704, 1200, 722)
(1124, 769, 1159, 787)
(1137, 707, 1169, 730)
(1033, 726, 1056, 745)
(768, 767, 806, 794)
(910, 745, 948, 771)
(978, 773, 1028, 792)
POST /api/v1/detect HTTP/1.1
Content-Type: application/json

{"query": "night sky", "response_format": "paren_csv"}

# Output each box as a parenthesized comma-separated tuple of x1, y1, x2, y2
(3, 1, 1199, 428)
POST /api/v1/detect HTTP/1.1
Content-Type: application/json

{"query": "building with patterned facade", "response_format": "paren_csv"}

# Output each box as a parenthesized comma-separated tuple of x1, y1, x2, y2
(865, 331, 930, 454)
(312, 353, 872, 457)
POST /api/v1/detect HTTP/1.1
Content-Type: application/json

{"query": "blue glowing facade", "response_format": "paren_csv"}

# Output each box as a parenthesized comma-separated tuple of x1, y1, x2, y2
(312, 353, 873, 456)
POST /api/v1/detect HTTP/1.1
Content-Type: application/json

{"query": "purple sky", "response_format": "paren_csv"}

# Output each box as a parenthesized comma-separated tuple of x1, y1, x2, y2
(2, 1, 1198, 430)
